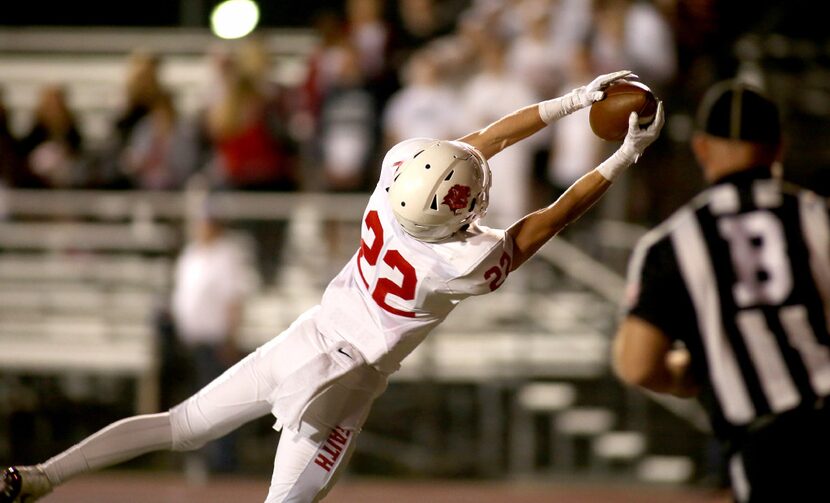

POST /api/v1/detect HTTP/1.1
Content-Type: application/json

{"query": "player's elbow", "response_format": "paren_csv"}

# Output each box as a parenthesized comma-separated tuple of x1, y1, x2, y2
(614, 360, 682, 396)
(457, 130, 498, 160)
(612, 347, 673, 393)
(613, 359, 656, 389)
(612, 332, 650, 388)
(612, 318, 683, 395)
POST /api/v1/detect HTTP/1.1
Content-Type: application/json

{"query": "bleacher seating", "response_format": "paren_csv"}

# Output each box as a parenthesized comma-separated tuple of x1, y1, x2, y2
(0, 27, 316, 147)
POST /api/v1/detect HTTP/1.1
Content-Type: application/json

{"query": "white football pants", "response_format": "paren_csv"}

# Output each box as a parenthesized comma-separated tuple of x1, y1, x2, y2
(169, 308, 377, 502)
(41, 307, 376, 503)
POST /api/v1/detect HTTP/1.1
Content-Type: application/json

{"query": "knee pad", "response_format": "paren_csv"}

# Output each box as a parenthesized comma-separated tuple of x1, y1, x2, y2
(169, 398, 216, 452)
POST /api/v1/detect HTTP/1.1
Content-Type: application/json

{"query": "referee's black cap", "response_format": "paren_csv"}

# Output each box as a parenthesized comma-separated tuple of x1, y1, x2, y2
(697, 79, 781, 144)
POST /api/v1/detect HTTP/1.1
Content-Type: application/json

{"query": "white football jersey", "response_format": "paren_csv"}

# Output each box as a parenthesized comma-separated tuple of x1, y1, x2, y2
(317, 138, 514, 374)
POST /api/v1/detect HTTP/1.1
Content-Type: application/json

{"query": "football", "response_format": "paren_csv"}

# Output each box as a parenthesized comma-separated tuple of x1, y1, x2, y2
(589, 81, 658, 141)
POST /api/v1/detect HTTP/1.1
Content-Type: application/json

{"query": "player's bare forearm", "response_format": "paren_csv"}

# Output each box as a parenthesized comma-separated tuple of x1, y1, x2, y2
(504, 94, 663, 269)
(457, 104, 547, 160)
(459, 71, 644, 162)
(506, 170, 610, 271)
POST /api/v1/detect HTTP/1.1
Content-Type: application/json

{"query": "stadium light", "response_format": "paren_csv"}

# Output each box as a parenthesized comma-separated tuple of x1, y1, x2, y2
(210, 0, 260, 40)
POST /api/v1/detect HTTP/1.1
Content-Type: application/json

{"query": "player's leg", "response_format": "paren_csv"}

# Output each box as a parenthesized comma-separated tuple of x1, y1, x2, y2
(169, 307, 331, 453)
(44, 412, 174, 484)
(0, 307, 333, 502)
(265, 423, 359, 503)
(1, 412, 173, 502)
(263, 360, 387, 503)
(1, 466, 50, 503)
(0, 348, 275, 503)
(168, 347, 274, 453)
(0, 324, 295, 503)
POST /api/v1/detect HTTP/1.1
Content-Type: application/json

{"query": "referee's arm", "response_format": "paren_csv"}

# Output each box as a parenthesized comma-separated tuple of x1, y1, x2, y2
(613, 316, 700, 398)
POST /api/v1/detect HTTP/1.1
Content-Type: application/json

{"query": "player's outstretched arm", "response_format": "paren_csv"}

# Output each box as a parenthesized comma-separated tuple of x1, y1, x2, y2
(506, 102, 664, 271)
(458, 70, 635, 160)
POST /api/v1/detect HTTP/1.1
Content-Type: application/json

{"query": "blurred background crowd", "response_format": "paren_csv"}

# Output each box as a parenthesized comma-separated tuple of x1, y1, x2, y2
(3, 0, 826, 224)
(1, 0, 829, 493)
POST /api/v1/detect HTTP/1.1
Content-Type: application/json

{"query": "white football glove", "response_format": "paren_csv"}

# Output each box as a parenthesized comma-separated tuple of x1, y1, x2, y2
(539, 70, 638, 123)
(596, 100, 665, 182)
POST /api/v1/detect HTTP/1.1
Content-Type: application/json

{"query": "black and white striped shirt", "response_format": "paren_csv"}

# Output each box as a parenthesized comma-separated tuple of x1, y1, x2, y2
(625, 166, 830, 440)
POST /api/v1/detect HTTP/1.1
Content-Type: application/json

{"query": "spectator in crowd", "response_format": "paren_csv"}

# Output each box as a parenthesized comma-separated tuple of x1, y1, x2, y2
(299, 9, 350, 133)
(345, 0, 390, 80)
(460, 35, 541, 229)
(0, 87, 28, 188)
(237, 36, 303, 144)
(381, 47, 458, 150)
(590, 0, 677, 97)
(98, 49, 168, 188)
(122, 91, 200, 190)
(114, 50, 166, 145)
(547, 0, 595, 66)
(200, 43, 300, 285)
(506, 1, 563, 101)
(391, 0, 460, 63)
(415, 9, 486, 89)
(202, 43, 294, 283)
(318, 42, 377, 193)
(203, 51, 297, 192)
(312, 41, 379, 268)
(488, 0, 531, 40)
(171, 205, 255, 476)
(344, 0, 396, 106)
(18, 84, 86, 189)
(547, 42, 606, 203)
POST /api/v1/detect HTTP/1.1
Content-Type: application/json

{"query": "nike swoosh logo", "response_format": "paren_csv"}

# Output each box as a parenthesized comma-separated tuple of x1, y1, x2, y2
(337, 348, 353, 359)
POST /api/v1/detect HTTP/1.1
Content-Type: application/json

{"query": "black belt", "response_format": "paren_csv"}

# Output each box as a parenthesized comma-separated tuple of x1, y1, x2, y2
(745, 396, 828, 435)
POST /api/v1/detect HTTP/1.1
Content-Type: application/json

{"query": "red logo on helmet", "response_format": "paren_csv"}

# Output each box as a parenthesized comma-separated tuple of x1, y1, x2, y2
(442, 184, 471, 214)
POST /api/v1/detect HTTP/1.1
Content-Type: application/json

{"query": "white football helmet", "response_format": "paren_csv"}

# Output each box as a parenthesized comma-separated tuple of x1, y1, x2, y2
(388, 140, 491, 242)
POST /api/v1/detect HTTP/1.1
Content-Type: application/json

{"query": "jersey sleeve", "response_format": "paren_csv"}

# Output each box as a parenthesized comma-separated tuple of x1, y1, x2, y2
(625, 236, 697, 342)
(445, 226, 514, 298)
(376, 138, 436, 190)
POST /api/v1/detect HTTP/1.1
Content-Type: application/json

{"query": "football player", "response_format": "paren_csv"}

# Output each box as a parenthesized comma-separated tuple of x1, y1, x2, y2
(1, 69, 663, 502)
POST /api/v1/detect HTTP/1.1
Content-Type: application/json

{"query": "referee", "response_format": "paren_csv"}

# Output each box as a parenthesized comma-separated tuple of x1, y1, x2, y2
(612, 79, 830, 502)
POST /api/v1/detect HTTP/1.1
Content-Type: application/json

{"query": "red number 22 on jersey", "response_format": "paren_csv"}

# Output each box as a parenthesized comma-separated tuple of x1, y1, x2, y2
(484, 251, 511, 291)
(357, 210, 418, 318)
